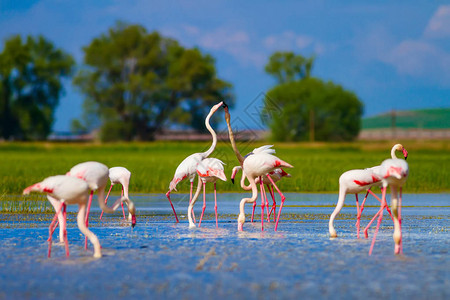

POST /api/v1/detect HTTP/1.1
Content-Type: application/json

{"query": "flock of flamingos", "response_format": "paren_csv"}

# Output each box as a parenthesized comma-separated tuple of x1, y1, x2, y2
(23, 101, 409, 259)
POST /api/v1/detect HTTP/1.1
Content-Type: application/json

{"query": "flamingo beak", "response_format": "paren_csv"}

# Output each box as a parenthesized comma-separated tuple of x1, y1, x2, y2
(222, 102, 228, 109)
(402, 148, 408, 160)
(131, 215, 136, 228)
(231, 178, 235, 184)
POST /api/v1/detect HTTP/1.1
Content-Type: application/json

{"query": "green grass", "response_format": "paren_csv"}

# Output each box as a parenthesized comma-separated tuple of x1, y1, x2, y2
(0, 140, 449, 198)
(363, 108, 450, 129)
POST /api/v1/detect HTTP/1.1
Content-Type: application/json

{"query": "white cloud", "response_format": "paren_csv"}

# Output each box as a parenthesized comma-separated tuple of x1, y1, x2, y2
(424, 5, 450, 39)
(263, 31, 316, 52)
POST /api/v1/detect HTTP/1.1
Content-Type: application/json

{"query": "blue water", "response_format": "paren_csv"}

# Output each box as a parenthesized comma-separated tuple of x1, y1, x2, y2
(0, 193, 448, 299)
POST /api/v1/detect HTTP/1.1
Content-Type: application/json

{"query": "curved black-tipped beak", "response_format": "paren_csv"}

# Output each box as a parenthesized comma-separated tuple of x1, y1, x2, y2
(222, 102, 228, 109)
(405, 156, 407, 161)
(231, 178, 235, 184)
(131, 215, 137, 228)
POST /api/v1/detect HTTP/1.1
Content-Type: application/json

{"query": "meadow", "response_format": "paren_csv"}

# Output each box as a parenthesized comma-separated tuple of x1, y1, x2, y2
(1, 140, 448, 197)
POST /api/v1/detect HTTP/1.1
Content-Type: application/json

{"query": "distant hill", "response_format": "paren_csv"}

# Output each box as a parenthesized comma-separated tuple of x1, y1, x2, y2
(362, 108, 450, 129)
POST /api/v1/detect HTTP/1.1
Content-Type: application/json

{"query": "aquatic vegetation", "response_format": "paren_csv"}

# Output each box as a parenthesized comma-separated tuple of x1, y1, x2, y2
(0, 194, 52, 213)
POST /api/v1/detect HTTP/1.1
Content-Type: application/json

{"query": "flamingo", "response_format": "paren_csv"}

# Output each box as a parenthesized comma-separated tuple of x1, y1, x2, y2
(67, 161, 136, 249)
(368, 158, 409, 255)
(100, 167, 131, 221)
(187, 158, 227, 229)
(166, 101, 225, 222)
(223, 104, 293, 231)
(328, 144, 408, 238)
(23, 175, 121, 258)
(231, 166, 291, 223)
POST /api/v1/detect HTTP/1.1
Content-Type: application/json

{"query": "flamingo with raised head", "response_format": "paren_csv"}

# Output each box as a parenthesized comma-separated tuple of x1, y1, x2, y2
(328, 144, 408, 238)
(223, 104, 293, 231)
(368, 158, 409, 255)
(23, 175, 121, 258)
(166, 101, 225, 222)
(100, 166, 131, 221)
(231, 166, 291, 223)
(187, 158, 227, 228)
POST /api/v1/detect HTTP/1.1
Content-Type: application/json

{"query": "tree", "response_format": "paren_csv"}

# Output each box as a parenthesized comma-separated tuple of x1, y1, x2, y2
(265, 51, 314, 84)
(263, 52, 363, 142)
(0, 35, 75, 140)
(73, 22, 234, 141)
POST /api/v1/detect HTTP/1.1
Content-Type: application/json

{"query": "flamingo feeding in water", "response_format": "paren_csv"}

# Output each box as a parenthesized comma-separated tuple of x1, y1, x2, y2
(231, 166, 291, 223)
(100, 166, 131, 221)
(187, 158, 227, 229)
(223, 104, 293, 231)
(368, 158, 409, 255)
(67, 161, 136, 249)
(328, 144, 408, 238)
(23, 175, 120, 258)
(166, 101, 225, 222)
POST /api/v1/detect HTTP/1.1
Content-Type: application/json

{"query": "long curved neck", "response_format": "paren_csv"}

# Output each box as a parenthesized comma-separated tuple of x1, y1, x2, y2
(391, 146, 398, 159)
(201, 108, 217, 158)
(225, 109, 244, 165)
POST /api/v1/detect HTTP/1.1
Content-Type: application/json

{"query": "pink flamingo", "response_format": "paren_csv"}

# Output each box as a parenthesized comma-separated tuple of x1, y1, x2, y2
(231, 166, 291, 223)
(100, 166, 131, 221)
(187, 158, 227, 228)
(67, 161, 136, 249)
(166, 101, 224, 222)
(328, 144, 408, 238)
(368, 158, 409, 255)
(223, 105, 293, 231)
(23, 175, 120, 258)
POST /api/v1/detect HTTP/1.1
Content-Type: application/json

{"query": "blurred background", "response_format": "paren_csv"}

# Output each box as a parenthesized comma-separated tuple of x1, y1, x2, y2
(1, 0, 449, 142)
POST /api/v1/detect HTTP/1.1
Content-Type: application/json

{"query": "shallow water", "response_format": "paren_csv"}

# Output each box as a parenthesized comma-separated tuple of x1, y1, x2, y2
(0, 193, 448, 299)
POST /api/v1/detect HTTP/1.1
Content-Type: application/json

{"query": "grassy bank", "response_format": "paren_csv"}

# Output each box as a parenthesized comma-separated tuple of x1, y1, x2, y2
(0, 140, 448, 195)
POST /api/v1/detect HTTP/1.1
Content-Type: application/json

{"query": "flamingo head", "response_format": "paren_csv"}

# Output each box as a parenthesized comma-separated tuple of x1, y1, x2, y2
(230, 166, 242, 184)
(121, 197, 137, 228)
(402, 147, 408, 160)
(237, 213, 245, 231)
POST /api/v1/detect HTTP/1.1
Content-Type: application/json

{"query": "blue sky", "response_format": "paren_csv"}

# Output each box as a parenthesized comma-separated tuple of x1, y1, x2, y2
(1, 0, 449, 131)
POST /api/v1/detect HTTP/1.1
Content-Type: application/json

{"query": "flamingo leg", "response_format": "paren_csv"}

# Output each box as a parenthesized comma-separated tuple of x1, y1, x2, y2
(259, 177, 265, 231)
(369, 187, 387, 255)
(368, 188, 394, 221)
(165, 191, 179, 223)
(251, 201, 256, 223)
(267, 185, 276, 222)
(214, 182, 218, 229)
(84, 190, 94, 250)
(48, 202, 64, 258)
(199, 182, 206, 227)
(355, 193, 360, 238)
(121, 187, 126, 220)
(99, 185, 113, 220)
(263, 183, 270, 222)
(190, 181, 196, 223)
(62, 203, 69, 257)
(399, 188, 403, 253)
(267, 177, 286, 231)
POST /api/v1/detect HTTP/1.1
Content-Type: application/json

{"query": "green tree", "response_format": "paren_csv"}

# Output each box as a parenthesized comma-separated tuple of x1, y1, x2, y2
(265, 51, 314, 84)
(263, 52, 363, 142)
(0, 35, 75, 140)
(73, 22, 234, 141)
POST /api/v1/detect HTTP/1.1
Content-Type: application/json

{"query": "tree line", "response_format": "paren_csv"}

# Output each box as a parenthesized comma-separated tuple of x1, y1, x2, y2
(0, 22, 362, 142)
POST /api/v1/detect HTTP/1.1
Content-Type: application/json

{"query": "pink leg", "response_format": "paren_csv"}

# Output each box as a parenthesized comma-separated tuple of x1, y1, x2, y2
(364, 206, 384, 239)
(263, 184, 270, 222)
(259, 177, 265, 231)
(251, 201, 256, 223)
(99, 185, 113, 220)
(356, 191, 369, 239)
(121, 187, 126, 220)
(214, 183, 218, 229)
(369, 188, 387, 255)
(165, 191, 179, 223)
(267, 185, 276, 222)
(267, 177, 285, 231)
(48, 202, 64, 258)
(62, 204, 69, 257)
(85, 190, 94, 250)
(190, 181, 196, 223)
(199, 182, 206, 227)
(368, 189, 394, 222)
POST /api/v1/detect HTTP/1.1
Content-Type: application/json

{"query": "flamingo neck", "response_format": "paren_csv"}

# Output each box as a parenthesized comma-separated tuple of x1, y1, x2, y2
(391, 146, 398, 159)
(225, 110, 244, 165)
(201, 108, 217, 158)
